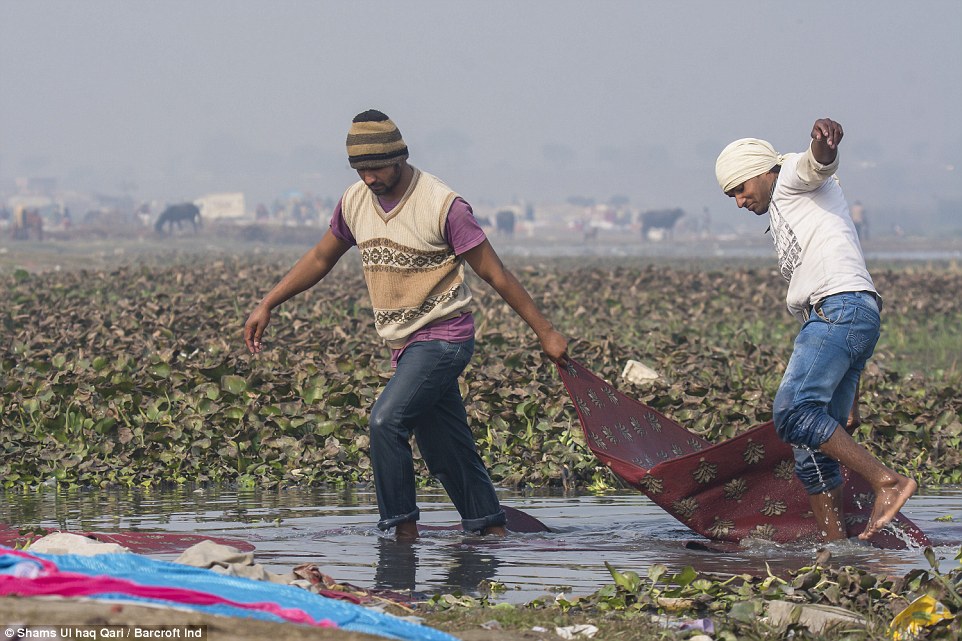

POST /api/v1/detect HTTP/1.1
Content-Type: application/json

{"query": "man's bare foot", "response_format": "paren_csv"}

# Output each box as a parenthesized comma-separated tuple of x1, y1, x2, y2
(859, 475, 918, 540)
(395, 522, 419, 541)
(481, 525, 507, 537)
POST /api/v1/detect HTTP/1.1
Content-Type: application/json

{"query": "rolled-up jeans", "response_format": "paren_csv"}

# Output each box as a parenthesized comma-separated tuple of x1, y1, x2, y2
(369, 338, 506, 533)
(773, 291, 881, 495)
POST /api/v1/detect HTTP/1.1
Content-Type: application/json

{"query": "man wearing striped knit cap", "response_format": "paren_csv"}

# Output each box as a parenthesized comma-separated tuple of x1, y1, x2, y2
(245, 109, 568, 539)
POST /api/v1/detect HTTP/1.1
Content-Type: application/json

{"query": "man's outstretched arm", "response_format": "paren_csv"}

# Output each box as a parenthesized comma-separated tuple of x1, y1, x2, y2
(463, 239, 569, 365)
(244, 229, 351, 353)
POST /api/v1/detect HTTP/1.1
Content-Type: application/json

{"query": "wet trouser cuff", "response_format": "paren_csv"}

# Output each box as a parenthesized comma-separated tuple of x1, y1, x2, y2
(461, 508, 507, 534)
(377, 508, 420, 531)
(793, 445, 844, 495)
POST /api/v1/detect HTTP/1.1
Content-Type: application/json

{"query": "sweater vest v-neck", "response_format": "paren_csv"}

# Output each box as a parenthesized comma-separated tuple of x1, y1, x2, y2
(341, 168, 474, 348)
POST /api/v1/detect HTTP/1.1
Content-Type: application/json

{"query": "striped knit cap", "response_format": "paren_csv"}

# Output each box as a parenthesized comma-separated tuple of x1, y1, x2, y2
(346, 110, 409, 169)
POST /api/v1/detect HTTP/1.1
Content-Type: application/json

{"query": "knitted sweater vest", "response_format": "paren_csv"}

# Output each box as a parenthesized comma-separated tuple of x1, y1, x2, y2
(341, 168, 474, 348)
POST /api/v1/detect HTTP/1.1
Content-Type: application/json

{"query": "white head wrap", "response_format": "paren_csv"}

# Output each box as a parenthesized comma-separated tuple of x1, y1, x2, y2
(715, 138, 785, 193)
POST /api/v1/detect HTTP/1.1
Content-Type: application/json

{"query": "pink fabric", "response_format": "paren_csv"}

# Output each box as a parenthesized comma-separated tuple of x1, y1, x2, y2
(0, 551, 335, 628)
(558, 359, 929, 549)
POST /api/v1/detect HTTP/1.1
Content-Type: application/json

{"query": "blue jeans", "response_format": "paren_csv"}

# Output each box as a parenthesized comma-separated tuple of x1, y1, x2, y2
(773, 291, 881, 495)
(369, 338, 506, 533)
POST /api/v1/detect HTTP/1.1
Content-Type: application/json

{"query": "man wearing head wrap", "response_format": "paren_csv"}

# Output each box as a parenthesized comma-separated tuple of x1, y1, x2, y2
(245, 109, 569, 539)
(715, 118, 916, 542)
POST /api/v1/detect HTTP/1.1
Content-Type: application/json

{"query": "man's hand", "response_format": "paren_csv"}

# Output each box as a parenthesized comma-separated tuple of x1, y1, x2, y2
(812, 118, 844, 148)
(244, 306, 271, 354)
(811, 118, 844, 166)
(540, 329, 570, 366)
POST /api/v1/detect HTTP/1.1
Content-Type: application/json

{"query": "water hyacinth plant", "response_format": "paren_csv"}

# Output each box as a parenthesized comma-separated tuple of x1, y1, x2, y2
(421, 545, 962, 640)
(1, 253, 960, 491)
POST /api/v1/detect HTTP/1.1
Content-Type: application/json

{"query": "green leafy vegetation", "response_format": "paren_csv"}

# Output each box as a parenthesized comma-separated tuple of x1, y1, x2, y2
(1, 254, 960, 490)
(421, 545, 962, 640)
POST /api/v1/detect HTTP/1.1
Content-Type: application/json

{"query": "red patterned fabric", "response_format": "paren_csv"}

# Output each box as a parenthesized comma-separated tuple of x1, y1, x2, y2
(558, 360, 929, 550)
(0, 526, 256, 554)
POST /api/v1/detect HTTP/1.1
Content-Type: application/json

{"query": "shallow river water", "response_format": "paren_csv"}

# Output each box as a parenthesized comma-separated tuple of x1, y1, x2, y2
(3, 486, 961, 603)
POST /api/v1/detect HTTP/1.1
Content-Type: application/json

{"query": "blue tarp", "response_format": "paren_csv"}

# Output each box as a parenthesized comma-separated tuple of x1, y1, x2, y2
(1, 547, 457, 641)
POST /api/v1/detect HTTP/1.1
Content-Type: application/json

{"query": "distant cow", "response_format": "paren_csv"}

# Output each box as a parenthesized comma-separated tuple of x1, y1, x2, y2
(155, 203, 202, 235)
(639, 208, 684, 241)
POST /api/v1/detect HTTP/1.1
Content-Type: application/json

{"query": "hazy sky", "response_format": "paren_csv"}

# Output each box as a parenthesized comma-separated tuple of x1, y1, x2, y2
(2, 1, 960, 223)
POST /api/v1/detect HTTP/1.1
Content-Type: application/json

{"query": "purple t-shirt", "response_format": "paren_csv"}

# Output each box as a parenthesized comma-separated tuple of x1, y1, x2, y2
(330, 194, 486, 366)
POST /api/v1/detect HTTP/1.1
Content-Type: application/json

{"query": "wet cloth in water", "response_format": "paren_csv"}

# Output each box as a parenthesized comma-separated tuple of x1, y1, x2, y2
(0, 546, 458, 641)
(0, 524, 255, 554)
(557, 359, 928, 549)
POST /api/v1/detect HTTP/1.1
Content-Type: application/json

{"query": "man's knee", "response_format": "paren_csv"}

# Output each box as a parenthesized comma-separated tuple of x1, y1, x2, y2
(368, 405, 404, 444)
(772, 393, 797, 441)
(774, 398, 838, 452)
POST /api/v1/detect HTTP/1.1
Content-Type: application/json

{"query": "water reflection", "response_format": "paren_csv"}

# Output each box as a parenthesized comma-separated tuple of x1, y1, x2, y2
(443, 542, 502, 592)
(2, 486, 960, 603)
(372, 538, 502, 596)
(374, 539, 419, 592)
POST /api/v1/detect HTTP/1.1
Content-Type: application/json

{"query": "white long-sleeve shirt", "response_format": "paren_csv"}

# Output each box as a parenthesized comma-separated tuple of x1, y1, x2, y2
(767, 146, 877, 322)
